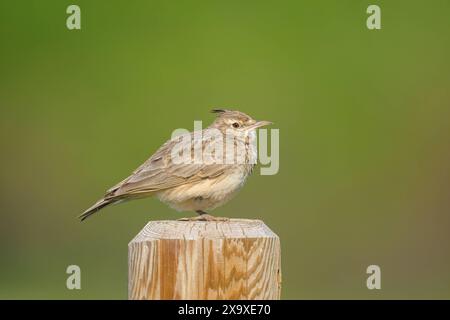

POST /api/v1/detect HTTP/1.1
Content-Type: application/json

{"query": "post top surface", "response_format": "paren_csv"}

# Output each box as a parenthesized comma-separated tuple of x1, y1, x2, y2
(129, 218, 278, 243)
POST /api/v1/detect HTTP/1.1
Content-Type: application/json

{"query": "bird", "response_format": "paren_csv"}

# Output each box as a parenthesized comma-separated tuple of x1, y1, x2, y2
(80, 109, 272, 221)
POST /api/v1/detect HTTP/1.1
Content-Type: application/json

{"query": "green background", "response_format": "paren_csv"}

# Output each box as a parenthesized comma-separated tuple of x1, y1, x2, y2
(1, 0, 450, 299)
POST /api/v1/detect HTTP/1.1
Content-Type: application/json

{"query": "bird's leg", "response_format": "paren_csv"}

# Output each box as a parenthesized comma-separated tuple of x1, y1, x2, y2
(177, 210, 229, 221)
(196, 210, 230, 221)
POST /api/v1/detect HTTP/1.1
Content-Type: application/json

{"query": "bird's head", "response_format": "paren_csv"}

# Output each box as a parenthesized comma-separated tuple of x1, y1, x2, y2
(209, 109, 272, 133)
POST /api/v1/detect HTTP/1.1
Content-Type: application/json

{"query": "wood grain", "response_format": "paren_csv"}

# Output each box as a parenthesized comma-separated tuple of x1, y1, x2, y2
(128, 219, 281, 300)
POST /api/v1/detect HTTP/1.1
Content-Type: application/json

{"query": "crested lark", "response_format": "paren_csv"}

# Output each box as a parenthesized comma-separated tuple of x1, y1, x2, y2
(80, 109, 271, 221)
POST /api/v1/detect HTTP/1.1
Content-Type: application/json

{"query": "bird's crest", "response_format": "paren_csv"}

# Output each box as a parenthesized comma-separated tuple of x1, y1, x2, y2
(211, 108, 229, 114)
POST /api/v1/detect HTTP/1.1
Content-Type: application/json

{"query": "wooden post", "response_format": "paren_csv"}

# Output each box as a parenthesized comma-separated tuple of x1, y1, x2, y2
(128, 219, 281, 300)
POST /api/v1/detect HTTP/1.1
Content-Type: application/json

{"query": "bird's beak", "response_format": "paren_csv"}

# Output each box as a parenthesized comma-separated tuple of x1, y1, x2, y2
(247, 120, 273, 130)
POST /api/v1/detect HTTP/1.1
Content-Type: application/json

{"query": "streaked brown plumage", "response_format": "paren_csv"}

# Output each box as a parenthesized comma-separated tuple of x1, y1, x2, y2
(80, 109, 271, 221)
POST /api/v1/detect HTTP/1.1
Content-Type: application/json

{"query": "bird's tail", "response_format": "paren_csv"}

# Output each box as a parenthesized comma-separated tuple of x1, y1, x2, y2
(79, 198, 119, 221)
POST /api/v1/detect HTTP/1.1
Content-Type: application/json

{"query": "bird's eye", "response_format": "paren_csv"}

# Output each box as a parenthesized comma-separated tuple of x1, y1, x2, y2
(232, 122, 240, 128)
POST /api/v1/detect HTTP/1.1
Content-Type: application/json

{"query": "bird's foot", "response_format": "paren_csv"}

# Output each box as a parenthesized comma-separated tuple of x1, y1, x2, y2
(178, 214, 229, 222)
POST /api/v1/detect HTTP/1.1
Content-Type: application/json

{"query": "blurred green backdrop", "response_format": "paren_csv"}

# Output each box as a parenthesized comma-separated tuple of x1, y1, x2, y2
(1, 0, 450, 299)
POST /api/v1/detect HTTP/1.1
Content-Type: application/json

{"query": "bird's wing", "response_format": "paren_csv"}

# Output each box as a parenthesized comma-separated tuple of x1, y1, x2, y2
(105, 131, 228, 199)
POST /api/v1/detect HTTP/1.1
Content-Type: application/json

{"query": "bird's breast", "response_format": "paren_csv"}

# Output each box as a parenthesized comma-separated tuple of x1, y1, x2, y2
(156, 165, 252, 212)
